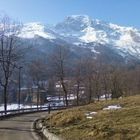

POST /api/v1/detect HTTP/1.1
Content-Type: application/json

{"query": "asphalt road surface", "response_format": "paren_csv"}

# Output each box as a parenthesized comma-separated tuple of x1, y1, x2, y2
(0, 112, 48, 140)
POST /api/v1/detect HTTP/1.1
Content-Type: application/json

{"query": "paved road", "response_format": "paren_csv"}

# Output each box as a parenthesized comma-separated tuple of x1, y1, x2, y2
(0, 112, 48, 140)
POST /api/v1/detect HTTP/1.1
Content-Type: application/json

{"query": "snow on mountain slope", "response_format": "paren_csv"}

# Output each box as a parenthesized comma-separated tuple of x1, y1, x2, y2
(18, 15, 140, 59)
(54, 15, 140, 58)
(80, 26, 109, 44)
(19, 22, 56, 39)
(109, 23, 140, 57)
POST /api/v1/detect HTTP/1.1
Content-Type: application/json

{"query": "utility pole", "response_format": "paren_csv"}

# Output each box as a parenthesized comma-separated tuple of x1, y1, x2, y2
(18, 66, 23, 109)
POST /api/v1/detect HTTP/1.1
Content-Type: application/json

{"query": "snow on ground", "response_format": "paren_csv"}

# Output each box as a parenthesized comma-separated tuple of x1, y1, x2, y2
(47, 94, 76, 101)
(0, 101, 65, 112)
(86, 116, 93, 119)
(85, 105, 122, 119)
(49, 101, 65, 107)
(85, 112, 97, 116)
(0, 95, 73, 112)
(0, 95, 75, 113)
(100, 94, 111, 99)
(103, 105, 122, 110)
(89, 112, 97, 115)
(0, 104, 47, 111)
(85, 111, 97, 119)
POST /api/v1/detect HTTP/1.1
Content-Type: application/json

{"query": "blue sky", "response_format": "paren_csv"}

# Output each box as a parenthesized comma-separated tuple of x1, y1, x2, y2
(0, 0, 140, 28)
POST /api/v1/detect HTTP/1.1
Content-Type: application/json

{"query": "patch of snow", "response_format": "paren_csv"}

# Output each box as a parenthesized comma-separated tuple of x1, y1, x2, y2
(80, 27, 97, 42)
(80, 26, 108, 44)
(116, 33, 135, 47)
(85, 111, 97, 119)
(85, 113, 89, 116)
(95, 19, 101, 25)
(0, 104, 40, 111)
(89, 112, 97, 115)
(47, 95, 76, 101)
(86, 116, 93, 119)
(109, 23, 124, 30)
(100, 94, 111, 99)
(68, 94, 77, 100)
(56, 84, 61, 88)
(73, 42, 83, 46)
(91, 47, 100, 54)
(50, 101, 64, 107)
(103, 105, 122, 110)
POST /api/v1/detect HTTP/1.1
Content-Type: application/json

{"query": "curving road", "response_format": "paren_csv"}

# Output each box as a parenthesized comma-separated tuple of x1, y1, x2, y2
(0, 112, 48, 140)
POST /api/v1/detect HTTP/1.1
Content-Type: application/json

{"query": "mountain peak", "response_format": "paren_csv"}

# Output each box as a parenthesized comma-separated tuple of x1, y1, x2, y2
(55, 15, 93, 33)
(66, 15, 91, 21)
(19, 22, 56, 39)
(65, 15, 92, 26)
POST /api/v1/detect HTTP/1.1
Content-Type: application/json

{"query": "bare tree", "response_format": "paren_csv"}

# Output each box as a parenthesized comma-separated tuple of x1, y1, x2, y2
(0, 15, 22, 114)
(101, 65, 112, 100)
(73, 58, 84, 105)
(49, 46, 70, 107)
(83, 55, 95, 103)
(28, 59, 47, 109)
(110, 66, 124, 99)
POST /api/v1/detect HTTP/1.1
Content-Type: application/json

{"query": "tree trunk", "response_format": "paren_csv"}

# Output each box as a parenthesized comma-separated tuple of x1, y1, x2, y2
(88, 78, 92, 104)
(76, 81, 80, 106)
(60, 78, 68, 107)
(4, 85, 7, 114)
(37, 87, 39, 110)
(97, 94, 100, 101)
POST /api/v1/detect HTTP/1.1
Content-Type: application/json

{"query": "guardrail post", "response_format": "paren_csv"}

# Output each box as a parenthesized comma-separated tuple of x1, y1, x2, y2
(48, 104, 51, 114)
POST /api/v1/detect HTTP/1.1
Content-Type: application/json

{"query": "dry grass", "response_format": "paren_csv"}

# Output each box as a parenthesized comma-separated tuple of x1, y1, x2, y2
(44, 95, 140, 140)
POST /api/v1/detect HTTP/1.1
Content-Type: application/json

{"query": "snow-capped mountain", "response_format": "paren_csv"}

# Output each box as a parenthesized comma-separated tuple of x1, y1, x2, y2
(19, 15, 140, 60)
(19, 22, 56, 39)
(54, 15, 140, 58)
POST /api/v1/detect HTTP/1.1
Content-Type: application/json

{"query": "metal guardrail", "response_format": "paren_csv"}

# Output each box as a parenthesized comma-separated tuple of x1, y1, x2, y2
(0, 106, 67, 118)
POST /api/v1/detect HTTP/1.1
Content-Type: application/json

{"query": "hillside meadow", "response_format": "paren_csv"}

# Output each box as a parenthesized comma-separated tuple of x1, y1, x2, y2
(43, 95, 140, 140)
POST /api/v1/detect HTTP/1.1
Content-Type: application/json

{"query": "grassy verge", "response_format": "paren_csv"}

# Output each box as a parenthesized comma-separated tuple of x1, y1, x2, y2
(43, 95, 140, 140)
